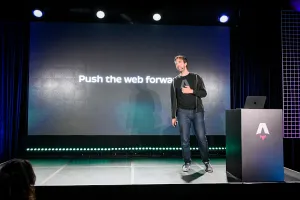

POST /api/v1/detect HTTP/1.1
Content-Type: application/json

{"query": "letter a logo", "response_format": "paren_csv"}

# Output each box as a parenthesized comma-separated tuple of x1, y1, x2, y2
(256, 123, 270, 141)
(181, 79, 189, 88)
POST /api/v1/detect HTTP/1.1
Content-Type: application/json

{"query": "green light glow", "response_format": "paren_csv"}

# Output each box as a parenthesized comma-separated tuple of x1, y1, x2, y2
(26, 147, 226, 152)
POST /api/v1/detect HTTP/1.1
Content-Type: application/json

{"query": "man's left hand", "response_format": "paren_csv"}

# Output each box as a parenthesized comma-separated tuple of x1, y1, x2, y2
(182, 86, 193, 94)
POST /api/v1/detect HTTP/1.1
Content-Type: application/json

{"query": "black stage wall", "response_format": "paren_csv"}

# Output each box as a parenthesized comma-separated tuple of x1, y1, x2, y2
(1, 2, 300, 172)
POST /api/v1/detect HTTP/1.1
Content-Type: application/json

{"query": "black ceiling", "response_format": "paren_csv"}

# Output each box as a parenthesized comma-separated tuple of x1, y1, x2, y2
(0, 0, 294, 25)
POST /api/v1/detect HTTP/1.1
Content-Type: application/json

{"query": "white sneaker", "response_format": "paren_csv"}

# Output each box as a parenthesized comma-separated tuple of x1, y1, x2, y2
(182, 163, 191, 172)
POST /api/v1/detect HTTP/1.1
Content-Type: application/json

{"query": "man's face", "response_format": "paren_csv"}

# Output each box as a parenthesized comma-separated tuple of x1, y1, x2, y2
(175, 58, 187, 72)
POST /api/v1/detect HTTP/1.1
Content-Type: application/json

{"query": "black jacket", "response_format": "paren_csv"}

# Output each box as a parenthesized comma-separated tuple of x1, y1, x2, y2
(170, 72, 207, 119)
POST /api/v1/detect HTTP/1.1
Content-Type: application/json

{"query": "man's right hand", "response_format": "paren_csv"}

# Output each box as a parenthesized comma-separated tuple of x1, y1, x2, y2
(172, 118, 177, 127)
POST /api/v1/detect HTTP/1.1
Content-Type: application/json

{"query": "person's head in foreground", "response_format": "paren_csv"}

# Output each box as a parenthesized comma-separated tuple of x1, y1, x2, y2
(0, 159, 36, 200)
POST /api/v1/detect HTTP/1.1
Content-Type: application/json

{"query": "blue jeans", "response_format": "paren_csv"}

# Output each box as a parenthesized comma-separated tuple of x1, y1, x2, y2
(177, 108, 209, 163)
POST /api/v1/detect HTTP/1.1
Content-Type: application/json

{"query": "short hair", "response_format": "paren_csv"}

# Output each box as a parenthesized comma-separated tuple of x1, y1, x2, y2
(174, 55, 188, 64)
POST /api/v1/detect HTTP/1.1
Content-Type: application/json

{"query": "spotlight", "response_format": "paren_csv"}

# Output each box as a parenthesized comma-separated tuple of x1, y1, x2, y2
(96, 10, 105, 19)
(153, 13, 161, 21)
(219, 15, 229, 23)
(33, 9, 43, 18)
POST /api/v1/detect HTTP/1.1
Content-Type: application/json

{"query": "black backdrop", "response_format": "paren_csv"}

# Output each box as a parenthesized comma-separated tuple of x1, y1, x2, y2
(1, 2, 299, 172)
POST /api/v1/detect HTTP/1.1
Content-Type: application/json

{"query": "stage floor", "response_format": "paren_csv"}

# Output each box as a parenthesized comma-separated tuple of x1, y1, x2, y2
(29, 158, 300, 185)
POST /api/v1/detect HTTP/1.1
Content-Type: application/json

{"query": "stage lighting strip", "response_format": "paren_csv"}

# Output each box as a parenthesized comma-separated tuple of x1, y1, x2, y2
(26, 147, 225, 152)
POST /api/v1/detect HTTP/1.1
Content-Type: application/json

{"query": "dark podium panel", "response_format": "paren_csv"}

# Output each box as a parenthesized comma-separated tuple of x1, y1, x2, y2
(226, 109, 284, 182)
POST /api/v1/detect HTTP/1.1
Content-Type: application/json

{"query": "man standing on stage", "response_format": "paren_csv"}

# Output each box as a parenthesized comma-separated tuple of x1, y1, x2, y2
(170, 55, 213, 173)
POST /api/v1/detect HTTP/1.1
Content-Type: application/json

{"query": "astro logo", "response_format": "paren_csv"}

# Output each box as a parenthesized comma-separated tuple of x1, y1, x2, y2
(256, 123, 270, 140)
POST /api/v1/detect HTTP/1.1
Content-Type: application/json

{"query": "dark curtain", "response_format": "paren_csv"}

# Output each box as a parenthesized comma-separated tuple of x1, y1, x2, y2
(230, 7, 282, 109)
(231, 5, 300, 171)
(0, 22, 29, 162)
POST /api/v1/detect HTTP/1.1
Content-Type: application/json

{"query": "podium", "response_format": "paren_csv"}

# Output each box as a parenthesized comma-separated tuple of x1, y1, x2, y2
(225, 109, 284, 182)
